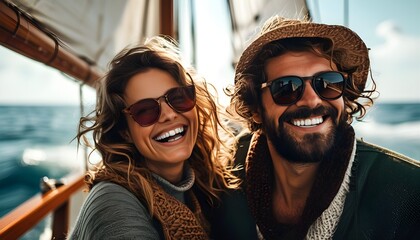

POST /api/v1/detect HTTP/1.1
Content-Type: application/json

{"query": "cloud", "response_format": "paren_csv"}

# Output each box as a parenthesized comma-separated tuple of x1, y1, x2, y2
(369, 20, 420, 102)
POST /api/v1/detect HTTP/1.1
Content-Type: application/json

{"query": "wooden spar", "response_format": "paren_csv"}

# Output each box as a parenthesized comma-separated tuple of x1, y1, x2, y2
(0, 1, 102, 87)
(0, 0, 175, 86)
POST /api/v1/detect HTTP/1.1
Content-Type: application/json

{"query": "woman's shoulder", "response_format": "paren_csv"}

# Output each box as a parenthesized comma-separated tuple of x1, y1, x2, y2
(84, 181, 147, 214)
(69, 181, 159, 239)
(91, 181, 136, 195)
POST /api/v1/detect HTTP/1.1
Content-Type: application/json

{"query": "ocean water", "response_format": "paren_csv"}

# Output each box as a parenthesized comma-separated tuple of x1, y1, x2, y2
(0, 105, 85, 239)
(352, 103, 420, 159)
(0, 103, 419, 238)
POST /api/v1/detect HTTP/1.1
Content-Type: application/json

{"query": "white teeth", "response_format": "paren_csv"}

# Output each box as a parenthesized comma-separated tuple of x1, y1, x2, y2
(292, 117, 323, 127)
(167, 135, 182, 142)
(155, 127, 184, 141)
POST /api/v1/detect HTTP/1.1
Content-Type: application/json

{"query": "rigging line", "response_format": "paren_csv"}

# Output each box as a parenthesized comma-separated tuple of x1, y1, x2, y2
(189, 0, 197, 67)
(142, 0, 150, 38)
(78, 83, 88, 172)
(343, 0, 349, 27)
(227, 0, 241, 66)
(59, 70, 89, 171)
(311, 0, 321, 22)
(227, 0, 237, 34)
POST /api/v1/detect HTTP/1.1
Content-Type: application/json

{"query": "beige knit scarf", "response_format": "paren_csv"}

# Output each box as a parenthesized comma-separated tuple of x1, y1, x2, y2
(246, 127, 355, 240)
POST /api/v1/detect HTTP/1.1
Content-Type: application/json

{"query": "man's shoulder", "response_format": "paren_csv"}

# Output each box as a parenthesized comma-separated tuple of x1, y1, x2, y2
(349, 140, 420, 239)
(236, 131, 253, 145)
(233, 131, 253, 179)
(354, 139, 420, 196)
(356, 139, 420, 168)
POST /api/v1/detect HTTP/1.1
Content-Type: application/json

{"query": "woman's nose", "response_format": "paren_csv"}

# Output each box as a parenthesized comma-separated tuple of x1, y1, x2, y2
(158, 99, 178, 123)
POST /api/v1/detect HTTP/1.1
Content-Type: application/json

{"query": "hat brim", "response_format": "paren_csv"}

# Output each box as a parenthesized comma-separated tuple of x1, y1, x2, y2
(235, 20, 370, 90)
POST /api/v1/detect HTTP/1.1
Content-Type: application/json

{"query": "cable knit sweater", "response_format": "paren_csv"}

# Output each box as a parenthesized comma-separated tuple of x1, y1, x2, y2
(68, 166, 202, 240)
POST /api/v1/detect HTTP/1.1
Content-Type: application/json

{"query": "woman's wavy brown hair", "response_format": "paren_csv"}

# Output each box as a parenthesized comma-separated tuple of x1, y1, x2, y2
(228, 37, 377, 132)
(77, 36, 239, 213)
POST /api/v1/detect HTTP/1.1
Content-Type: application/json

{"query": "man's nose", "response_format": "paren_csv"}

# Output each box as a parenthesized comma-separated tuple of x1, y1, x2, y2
(295, 80, 322, 108)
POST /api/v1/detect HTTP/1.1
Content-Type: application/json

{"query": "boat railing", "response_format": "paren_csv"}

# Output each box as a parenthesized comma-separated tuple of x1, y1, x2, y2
(0, 174, 86, 240)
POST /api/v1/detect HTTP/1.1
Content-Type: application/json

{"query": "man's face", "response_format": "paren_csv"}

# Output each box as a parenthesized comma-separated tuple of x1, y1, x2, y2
(258, 51, 347, 163)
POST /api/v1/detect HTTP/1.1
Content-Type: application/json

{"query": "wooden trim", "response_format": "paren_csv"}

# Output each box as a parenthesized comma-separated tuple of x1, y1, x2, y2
(159, 0, 174, 37)
(0, 1, 102, 87)
(0, 175, 86, 240)
(51, 201, 70, 240)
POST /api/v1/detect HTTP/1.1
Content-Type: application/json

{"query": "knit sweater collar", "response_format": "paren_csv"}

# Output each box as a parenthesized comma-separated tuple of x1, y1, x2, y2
(152, 164, 195, 203)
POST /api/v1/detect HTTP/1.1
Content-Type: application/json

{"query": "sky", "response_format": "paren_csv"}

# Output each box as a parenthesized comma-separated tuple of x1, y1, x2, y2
(307, 0, 420, 103)
(186, 0, 420, 105)
(1, 0, 419, 106)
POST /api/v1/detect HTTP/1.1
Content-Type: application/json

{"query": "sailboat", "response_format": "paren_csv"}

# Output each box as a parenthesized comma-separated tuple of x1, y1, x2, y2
(0, 0, 309, 239)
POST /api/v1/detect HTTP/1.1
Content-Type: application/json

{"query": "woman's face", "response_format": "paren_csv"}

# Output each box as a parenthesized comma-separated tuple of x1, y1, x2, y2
(123, 68, 198, 181)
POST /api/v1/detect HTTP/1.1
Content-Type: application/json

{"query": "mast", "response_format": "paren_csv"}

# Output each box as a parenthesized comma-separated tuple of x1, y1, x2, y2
(160, 0, 174, 37)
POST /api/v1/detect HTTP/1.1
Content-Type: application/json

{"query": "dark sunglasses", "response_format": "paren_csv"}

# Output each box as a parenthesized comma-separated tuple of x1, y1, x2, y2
(123, 85, 196, 127)
(261, 71, 347, 105)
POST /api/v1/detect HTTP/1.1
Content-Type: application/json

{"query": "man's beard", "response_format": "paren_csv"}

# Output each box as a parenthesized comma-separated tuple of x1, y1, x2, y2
(262, 105, 349, 164)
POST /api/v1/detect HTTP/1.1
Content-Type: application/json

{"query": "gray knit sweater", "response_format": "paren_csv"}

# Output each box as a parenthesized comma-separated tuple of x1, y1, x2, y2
(68, 167, 195, 240)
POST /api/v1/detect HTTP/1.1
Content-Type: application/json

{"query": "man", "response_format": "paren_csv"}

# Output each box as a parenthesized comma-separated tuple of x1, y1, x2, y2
(229, 16, 420, 239)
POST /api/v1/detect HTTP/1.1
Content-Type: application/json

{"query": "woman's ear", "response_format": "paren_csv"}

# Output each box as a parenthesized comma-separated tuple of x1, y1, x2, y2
(121, 130, 132, 142)
(252, 112, 262, 124)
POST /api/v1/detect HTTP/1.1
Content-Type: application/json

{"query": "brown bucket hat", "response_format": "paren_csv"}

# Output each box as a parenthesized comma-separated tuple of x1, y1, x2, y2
(235, 16, 370, 90)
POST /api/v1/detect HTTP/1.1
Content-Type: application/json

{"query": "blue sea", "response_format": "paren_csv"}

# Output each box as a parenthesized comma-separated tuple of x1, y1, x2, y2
(352, 103, 420, 159)
(0, 105, 85, 239)
(0, 103, 419, 239)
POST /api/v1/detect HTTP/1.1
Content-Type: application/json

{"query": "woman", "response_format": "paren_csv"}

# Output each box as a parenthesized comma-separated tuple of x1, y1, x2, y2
(69, 36, 256, 239)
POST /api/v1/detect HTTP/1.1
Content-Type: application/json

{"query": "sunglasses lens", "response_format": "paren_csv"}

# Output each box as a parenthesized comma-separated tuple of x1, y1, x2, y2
(314, 72, 345, 99)
(167, 86, 196, 112)
(270, 77, 303, 105)
(129, 99, 160, 126)
(126, 86, 196, 127)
